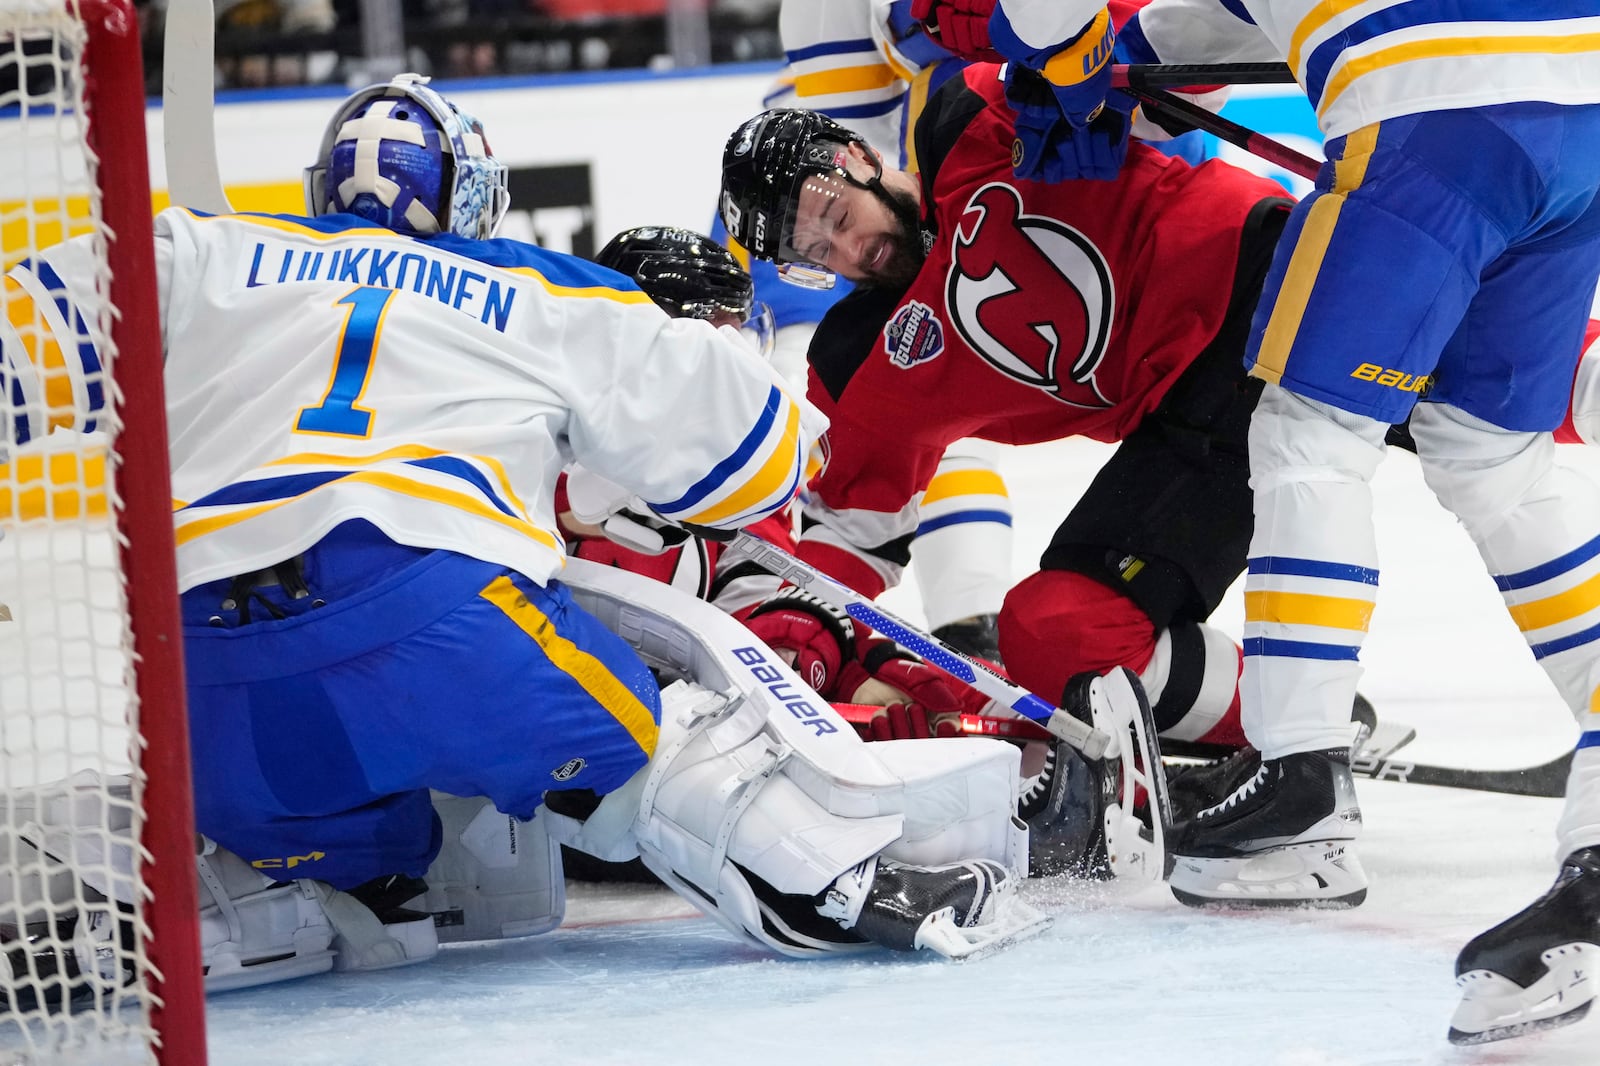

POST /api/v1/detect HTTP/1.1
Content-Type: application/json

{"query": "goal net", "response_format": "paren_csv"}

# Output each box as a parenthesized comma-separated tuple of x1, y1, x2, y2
(2, 1, 205, 1063)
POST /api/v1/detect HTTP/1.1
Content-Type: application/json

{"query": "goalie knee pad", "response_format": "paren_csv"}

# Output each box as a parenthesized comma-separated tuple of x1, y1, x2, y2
(422, 793, 565, 944)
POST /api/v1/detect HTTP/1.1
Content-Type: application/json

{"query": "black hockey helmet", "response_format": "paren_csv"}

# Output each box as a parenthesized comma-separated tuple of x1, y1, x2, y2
(596, 226, 775, 356)
(719, 109, 877, 287)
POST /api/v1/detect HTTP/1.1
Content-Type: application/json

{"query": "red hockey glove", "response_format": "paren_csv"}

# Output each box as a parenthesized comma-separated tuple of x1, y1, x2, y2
(910, 0, 1001, 62)
(743, 588, 858, 697)
(847, 656, 986, 741)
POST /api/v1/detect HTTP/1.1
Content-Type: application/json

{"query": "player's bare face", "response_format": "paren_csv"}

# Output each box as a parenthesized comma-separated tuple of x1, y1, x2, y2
(790, 146, 923, 287)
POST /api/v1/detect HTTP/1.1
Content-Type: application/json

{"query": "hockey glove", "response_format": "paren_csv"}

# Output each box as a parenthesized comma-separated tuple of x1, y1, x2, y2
(1006, 66, 1132, 183)
(848, 656, 988, 741)
(909, 0, 1002, 62)
(744, 587, 860, 697)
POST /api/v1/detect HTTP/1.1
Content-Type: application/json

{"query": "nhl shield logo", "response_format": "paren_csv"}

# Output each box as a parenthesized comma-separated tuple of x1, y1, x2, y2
(883, 299, 945, 369)
(551, 757, 586, 782)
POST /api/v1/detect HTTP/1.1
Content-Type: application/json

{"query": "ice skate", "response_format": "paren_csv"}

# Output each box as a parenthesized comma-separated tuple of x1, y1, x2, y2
(1017, 734, 1111, 879)
(1169, 747, 1366, 908)
(1449, 846, 1600, 1045)
(816, 856, 1050, 960)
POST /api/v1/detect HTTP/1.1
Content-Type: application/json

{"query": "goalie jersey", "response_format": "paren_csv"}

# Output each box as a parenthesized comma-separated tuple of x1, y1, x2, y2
(2, 208, 824, 590)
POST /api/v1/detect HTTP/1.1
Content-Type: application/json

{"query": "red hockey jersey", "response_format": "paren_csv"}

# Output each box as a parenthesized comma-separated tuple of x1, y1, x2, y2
(799, 63, 1291, 597)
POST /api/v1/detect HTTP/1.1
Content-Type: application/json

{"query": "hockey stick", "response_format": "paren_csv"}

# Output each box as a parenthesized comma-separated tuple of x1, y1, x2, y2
(1112, 62, 1297, 90)
(1350, 750, 1571, 799)
(1119, 83, 1322, 182)
(729, 531, 1112, 758)
(162, 0, 235, 214)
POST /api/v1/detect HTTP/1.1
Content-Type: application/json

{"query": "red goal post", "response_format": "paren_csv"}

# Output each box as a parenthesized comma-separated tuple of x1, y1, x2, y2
(2, 1, 206, 1063)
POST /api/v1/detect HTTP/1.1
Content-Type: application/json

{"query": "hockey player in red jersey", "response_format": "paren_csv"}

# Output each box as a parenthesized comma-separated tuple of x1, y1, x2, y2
(561, 224, 1111, 878)
(720, 64, 1292, 787)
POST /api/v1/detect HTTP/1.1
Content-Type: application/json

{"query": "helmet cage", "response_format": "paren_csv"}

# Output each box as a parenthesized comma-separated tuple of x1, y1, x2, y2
(305, 74, 510, 240)
(720, 109, 878, 289)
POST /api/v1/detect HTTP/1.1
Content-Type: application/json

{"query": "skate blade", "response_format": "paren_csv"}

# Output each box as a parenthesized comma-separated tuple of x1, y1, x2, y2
(1448, 944, 1598, 1045)
(1170, 840, 1368, 909)
(914, 898, 1053, 962)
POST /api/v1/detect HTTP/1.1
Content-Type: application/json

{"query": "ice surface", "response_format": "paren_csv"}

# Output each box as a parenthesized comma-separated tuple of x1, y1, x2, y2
(190, 438, 1600, 1066)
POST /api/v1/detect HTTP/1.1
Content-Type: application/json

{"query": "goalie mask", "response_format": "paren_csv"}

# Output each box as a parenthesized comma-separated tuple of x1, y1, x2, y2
(305, 73, 510, 240)
(719, 109, 887, 290)
(595, 226, 775, 358)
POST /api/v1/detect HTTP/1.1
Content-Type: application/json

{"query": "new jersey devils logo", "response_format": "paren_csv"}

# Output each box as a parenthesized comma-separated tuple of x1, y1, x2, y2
(947, 182, 1115, 408)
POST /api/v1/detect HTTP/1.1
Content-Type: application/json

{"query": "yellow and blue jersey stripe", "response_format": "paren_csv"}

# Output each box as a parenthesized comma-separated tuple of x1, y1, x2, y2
(649, 384, 805, 529)
(174, 446, 560, 554)
(1277, 1, 1600, 134)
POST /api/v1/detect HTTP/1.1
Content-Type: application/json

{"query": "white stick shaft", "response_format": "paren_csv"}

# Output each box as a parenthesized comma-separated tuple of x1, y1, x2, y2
(732, 532, 1110, 758)
(162, 0, 234, 214)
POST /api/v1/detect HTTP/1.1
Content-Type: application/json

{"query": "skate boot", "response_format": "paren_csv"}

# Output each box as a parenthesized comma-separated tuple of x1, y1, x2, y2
(1018, 736, 1111, 879)
(1449, 846, 1600, 1045)
(815, 856, 1050, 960)
(932, 613, 1003, 665)
(1, 904, 135, 1015)
(1169, 747, 1366, 908)
(1166, 744, 1264, 828)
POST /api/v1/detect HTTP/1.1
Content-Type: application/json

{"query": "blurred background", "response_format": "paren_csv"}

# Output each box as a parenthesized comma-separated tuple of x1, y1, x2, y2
(131, 0, 780, 91)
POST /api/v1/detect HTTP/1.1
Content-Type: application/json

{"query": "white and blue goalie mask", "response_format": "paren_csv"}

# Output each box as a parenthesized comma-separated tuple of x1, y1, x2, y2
(304, 73, 510, 240)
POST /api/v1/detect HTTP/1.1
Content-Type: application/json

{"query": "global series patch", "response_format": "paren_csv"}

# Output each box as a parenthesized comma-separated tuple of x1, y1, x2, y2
(883, 299, 945, 369)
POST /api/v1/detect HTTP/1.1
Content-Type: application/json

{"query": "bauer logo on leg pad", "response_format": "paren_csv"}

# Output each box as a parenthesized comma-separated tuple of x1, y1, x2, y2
(734, 645, 840, 737)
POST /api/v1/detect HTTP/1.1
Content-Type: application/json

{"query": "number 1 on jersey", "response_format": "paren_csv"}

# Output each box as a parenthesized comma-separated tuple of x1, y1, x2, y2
(296, 286, 394, 437)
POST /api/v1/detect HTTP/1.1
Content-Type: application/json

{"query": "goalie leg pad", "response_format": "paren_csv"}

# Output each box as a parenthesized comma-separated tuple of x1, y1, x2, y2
(422, 793, 565, 944)
(195, 840, 338, 992)
(558, 561, 1029, 956)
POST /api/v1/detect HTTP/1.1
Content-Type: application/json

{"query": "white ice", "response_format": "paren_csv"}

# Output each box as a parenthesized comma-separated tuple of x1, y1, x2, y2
(182, 437, 1599, 1066)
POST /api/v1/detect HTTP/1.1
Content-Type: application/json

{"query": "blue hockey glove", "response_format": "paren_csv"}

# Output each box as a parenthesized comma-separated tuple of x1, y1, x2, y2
(1006, 66, 1132, 183)
(990, 6, 1115, 118)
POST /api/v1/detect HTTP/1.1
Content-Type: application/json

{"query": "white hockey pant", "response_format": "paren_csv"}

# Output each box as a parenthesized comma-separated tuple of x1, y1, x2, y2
(1410, 401, 1600, 861)
(1244, 385, 1386, 757)
(551, 558, 1028, 957)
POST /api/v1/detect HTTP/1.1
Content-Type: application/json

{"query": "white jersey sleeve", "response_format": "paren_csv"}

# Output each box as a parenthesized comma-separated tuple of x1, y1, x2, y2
(778, 0, 920, 163)
(1135, 0, 1600, 139)
(8, 208, 824, 592)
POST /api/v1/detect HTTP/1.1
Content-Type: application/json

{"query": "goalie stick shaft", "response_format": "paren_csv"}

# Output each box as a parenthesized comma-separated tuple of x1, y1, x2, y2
(730, 531, 1113, 759)
(163, 0, 234, 214)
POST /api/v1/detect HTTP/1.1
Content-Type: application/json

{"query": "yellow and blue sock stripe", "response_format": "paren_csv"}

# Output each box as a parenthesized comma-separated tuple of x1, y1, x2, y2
(1497, 533, 1600, 662)
(1242, 555, 1378, 662)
